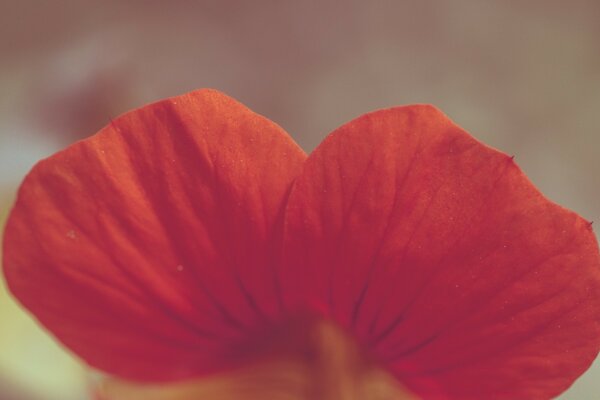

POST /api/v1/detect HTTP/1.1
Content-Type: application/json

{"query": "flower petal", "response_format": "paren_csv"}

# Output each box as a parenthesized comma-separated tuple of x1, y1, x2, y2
(2, 89, 307, 381)
(280, 105, 600, 399)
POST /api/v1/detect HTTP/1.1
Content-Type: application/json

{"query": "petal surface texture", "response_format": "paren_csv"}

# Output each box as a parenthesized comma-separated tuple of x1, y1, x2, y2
(3, 89, 307, 381)
(280, 105, 600, 399)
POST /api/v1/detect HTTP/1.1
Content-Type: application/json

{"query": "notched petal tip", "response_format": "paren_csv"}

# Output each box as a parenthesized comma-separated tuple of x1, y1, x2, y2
(281, 103, 600, 399)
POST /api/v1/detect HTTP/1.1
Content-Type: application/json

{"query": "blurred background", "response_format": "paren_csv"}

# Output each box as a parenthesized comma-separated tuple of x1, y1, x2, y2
(1, 1, 599, 399)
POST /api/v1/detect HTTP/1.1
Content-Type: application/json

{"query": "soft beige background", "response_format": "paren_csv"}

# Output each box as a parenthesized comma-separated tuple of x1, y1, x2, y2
(1, 1, 599, 399)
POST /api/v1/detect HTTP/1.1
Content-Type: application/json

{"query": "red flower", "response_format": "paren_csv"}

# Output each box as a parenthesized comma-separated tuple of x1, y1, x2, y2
(3, 89, 600, 399)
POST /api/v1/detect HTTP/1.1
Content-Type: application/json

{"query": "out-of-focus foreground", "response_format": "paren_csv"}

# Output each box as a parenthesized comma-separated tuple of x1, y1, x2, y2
(1, 1, 599, 399)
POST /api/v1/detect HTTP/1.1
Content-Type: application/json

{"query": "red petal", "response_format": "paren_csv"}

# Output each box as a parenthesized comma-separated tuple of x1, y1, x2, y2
(280, 105, 600, 399)
(2, 89, 307, 381)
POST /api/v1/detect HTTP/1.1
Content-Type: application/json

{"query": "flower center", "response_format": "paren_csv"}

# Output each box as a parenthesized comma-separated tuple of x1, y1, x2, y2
(96, 318, 417, 400)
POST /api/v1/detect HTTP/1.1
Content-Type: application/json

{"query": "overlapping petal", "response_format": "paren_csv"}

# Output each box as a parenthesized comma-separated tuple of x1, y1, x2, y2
(2, 89, 306, 381)
(280, 105, 600, 399)
(4, 91, 600, 399)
